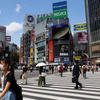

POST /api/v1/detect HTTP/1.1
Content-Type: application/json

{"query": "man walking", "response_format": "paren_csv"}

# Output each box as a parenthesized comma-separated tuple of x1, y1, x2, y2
(72, 60, 82, 89)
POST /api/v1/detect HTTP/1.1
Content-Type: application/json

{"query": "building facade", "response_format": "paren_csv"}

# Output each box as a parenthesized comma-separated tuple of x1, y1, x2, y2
(85, 0, 100, 64)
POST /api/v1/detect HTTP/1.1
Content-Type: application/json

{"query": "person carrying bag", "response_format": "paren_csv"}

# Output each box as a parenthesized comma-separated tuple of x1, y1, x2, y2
(0, 59, 23, 100)
(72, 60, 82, 89)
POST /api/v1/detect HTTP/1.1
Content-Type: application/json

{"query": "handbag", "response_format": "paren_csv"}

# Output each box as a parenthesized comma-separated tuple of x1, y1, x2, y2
(72, 77, 78, 83)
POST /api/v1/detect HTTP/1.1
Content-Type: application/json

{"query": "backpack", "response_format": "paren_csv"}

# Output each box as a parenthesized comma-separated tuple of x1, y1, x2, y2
(60, 66, 64, 71)
(14, 84, 23, 100)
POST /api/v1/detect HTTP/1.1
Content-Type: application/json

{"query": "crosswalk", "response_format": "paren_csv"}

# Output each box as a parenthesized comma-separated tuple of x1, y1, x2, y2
(1, 72, 100, 100)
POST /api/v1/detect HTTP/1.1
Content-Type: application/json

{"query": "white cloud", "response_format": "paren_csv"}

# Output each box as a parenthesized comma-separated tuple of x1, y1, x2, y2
(5, 22, 23, 34)
(0, 10, 1, 14)
(15, 4, 21, 13)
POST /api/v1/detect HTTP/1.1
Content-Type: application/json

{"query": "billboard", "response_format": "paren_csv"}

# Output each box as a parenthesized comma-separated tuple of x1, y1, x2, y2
(52, 24, 69, 39)
(24, 15, 35, 27)
(53, 1, 67, 19)
(31, 30, 35, 42)
(74, 23, 87, 31)
(6, 36, 11, 42)
(49, 40, 54, 62)
(37, 13, 53, 22)
(78, 32, 88, 43)
(60, 44, 69, 56)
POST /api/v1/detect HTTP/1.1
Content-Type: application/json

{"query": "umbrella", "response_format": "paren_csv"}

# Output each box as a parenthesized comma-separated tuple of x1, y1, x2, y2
(36, 62, 46, 67)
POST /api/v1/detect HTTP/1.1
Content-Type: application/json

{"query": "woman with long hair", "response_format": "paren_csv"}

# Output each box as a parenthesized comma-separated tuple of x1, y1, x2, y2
(0, 59, 16, 100)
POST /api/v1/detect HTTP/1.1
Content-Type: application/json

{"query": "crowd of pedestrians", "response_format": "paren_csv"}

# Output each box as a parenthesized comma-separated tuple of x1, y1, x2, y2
(0, 58, 100, 99)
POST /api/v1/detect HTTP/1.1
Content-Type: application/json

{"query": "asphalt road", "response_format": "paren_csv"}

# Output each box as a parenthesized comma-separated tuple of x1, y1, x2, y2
(0, 69, 39, 82)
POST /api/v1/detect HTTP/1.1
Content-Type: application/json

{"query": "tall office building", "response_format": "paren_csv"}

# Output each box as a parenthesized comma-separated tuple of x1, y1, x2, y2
(85, 0, 100, 64)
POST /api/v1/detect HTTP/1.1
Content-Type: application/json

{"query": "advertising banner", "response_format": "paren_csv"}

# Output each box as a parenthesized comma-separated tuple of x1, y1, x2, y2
(60, 44, 69, 56)
(63, 58, 69, 62)
(30, 46, 33, 64)
(74, 23, 87, 31)
(53, 9, 67, 19)
(49, 40, 54, 62)
(6, 36, 11, 42)
(53, 1, 67, 11)
(30, 47, 33, 58)
(78, 32, 88, 43)
(37, 14, 53, 22)
(24, 15, 35, 27)
(31, 30, 35, 42)
(54, 58, 60, 62)
(75, 56, 81, 60)
(53, 1, 67, 19)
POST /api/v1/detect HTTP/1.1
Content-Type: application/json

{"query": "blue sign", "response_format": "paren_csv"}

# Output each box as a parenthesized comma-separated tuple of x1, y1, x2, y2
(27, 15, 34, 22)
(53, 1, 67, 11)
(54, 58, 60, 62)
(52, 24, 69, 29)
(74, 23, 87, 31)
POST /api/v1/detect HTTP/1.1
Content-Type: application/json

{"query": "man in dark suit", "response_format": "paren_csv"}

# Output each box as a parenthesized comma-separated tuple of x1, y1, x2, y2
(72, 60, 82, 89)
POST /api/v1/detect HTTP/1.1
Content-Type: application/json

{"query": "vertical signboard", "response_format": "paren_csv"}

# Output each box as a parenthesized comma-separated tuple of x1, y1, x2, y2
(31, 30, 35, 42)
(49, 40, 54, 62)
(30, 46, 33, 64)
(48, 27, 52, 40)
(53, 1, 67, 19)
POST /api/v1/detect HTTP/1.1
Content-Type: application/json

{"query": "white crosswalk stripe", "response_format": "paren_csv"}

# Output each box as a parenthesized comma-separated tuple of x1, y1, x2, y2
(17, 72, 100, 100)
(1, 72, 100, 100)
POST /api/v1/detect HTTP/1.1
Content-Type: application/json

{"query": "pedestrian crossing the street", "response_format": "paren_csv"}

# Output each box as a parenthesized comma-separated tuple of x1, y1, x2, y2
(1, 72, 100, 100)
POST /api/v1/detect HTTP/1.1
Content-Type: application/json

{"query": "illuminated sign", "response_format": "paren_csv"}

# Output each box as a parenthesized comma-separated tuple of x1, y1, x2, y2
(53, 1, 67, 19)
(53, 9, 67, 19)
(27, 15, 34, 22)
(75, 56, 81, 60)
(74, 24, 87, 31)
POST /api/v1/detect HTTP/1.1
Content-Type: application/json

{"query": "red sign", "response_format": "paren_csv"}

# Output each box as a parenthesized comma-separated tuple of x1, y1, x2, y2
(78, 32, 88, 43)
(6, 36, 11, 41)
(31, 30, 35, 42)
(49, 40, 54, 62)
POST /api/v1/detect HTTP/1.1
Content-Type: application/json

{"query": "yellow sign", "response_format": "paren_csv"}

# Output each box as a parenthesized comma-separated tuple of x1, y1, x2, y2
(30, 47, 33, 64)
(75, 56, 81, 60)
(74, 24, 87, 31)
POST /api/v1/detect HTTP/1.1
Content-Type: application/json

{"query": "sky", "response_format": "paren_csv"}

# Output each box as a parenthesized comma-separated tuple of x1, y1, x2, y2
(0, 0, 86, 47)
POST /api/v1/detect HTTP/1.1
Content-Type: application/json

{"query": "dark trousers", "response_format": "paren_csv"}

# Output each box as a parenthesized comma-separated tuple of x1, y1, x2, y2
(75, 77, 82, 88)
(61, 71, 63, 77)
(38, 76, 46, 86)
